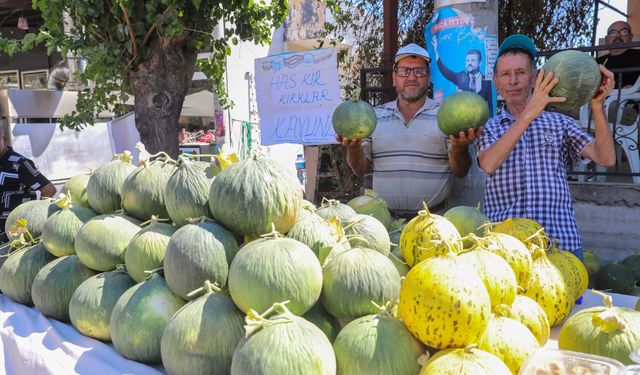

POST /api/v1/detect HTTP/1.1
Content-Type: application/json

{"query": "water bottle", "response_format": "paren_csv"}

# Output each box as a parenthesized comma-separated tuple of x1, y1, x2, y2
(295, 153, 306, 186)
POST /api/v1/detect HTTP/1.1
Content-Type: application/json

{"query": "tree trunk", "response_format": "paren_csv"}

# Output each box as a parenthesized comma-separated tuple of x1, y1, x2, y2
(129, 35, 198, 158)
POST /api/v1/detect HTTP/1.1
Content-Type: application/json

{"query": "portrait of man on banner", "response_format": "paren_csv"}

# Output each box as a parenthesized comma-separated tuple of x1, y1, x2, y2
(425, 6, 498, 116)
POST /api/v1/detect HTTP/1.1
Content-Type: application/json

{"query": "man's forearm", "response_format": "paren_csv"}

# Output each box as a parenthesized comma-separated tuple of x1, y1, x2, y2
(478, 117, 531, 174)
(346, 147, 370, 177)
(449, 146, 471, 178)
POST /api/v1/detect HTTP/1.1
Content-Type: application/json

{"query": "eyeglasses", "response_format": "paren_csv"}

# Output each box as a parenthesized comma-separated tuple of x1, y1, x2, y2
(607, 28, 631, 37)
(394, 67, 429, 78)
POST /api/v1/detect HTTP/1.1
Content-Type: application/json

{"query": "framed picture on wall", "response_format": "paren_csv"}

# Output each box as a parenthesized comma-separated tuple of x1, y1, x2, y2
(0, 70, 20, 89)
(21, 69, 49, 89)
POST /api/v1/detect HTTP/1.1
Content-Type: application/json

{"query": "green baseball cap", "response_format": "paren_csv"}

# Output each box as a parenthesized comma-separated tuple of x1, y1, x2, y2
(498, 34, 537, 58)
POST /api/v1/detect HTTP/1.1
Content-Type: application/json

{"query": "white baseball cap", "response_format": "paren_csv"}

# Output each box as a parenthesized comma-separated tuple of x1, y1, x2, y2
(394, 43, 431, 65)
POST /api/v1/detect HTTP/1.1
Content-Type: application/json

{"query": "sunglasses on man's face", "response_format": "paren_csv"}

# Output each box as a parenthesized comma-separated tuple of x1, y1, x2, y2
(607, 28, 631, 37)
(394, 67, 429, 78)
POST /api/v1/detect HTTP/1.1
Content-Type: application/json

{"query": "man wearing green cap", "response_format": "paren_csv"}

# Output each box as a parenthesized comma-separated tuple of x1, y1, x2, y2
(476, 34, 616, 260)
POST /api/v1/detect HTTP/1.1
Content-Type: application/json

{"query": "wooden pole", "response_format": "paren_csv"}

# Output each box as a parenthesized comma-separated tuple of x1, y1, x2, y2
(383, 0, 398, 102)
(629, 0, 640, 34)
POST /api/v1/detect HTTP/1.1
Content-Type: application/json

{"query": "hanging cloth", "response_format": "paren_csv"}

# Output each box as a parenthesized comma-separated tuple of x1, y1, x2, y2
(240, 120, 253, 159)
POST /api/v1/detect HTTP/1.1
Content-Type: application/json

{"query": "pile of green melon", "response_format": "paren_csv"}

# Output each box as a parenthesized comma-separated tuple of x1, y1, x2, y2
(0, 148, 636, 375)
(591, 252, 640, 296)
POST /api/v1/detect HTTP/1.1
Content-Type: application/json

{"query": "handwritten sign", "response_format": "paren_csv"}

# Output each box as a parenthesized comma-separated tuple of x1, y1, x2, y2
(255, 48, 340, 145)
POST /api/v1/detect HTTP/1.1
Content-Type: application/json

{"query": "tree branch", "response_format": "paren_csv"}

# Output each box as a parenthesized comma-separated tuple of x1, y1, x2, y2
(86, 25, 110, 45)
(119, 2, 138, 58)
(142, 6, 174, 46)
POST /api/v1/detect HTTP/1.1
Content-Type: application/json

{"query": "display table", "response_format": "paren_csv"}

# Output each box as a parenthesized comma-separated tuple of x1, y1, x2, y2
(0, 290, 637, 374)
(0, 295, 164, 375)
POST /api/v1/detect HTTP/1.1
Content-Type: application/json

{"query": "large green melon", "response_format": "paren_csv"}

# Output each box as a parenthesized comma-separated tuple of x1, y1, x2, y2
(110, 273, 185, 364)
(160, 282, 245, 375)
(332, 99, 377, 139)
(0, 243, 56, 305)
(4, 199, 60, 241)
(87, 154, 136, 214)
(228, 236, 322, 315)
(31, 255, 97, 322)
(208, 150, 302, 236)
(60, 173, 92, 208)
(125, 221, 177, 283)
(595, 263, 635, 294)
(621, 254, 640, 280)
(542, 50, 601, 110)
(437, 91, 490, 136)
(69, 269, 136, 341)
(164, 158, 216, 227)
(443, 205, 489, 248)
(41, 198, 98, 257)
(74, 213, 141, 272)
(164, 220, 238, 300)
(121, 158, 176, 221)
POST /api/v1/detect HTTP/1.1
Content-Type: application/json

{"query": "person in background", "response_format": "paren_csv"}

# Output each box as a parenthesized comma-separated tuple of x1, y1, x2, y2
(477, 34, 616, 260)
(433, 37, 495, 115)
(596, 20, 640, 125)
(0, 124, 56, 242)
(178, 127, 188, 144)
(338, 43, 480, 218)
(597, 20, 640, 89)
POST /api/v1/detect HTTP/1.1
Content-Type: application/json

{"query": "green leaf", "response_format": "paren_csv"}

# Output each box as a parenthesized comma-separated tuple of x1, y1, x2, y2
(6, 41, 19, 56)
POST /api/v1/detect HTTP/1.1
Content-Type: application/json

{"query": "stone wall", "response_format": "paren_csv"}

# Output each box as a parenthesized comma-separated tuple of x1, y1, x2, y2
(571, 183, 640, 261)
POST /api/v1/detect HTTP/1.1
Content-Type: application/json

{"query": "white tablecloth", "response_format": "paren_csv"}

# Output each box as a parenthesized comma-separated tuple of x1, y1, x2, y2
(0, 294, 164, 375)
(0, 290, 636, 374)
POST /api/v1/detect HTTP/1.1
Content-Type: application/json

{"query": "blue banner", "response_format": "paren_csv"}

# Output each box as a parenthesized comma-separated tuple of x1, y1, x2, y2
(425, 6, 498, 116)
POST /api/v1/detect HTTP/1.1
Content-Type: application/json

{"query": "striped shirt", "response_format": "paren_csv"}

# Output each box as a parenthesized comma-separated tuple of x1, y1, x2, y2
(476, 109, 593, 252)
(361, 98, 452, 212)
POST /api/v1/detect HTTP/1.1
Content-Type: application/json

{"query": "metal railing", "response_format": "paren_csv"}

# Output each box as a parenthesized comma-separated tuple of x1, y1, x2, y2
(359, 67, 393, 106)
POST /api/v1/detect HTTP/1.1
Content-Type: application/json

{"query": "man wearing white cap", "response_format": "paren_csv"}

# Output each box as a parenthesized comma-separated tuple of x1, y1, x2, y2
(338, 43, 480, 218)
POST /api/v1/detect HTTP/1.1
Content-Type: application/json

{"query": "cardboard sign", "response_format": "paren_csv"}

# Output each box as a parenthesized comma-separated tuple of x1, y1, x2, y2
(255, 48, 341, 145)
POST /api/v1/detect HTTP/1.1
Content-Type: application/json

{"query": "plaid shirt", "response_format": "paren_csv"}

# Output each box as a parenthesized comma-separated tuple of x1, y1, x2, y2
(476, 110, 593, 252)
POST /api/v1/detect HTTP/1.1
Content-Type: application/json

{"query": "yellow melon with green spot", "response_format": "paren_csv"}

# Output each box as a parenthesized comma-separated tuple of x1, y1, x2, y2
(398, 251, 491, 349)
(493, 217, 547, 249)
(399, 205, 461, 267)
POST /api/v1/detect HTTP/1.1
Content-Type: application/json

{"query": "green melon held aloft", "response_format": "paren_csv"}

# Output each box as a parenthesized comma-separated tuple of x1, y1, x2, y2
(542, 50, 601, 110)
(332, 99, 377, 139)
(437, 91, 490, 136)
